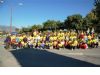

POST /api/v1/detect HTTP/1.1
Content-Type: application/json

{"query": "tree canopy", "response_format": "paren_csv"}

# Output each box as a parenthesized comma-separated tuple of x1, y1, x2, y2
(19, 0, 100, 33)
(64, 14, 83, 30)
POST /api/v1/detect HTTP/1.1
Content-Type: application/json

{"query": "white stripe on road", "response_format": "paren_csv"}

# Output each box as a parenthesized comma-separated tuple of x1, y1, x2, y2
(53, 52, 84, 55)
(65, 53, 84, 55)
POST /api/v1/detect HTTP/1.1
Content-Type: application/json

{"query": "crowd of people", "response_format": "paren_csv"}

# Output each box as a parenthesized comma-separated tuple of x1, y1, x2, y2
(4, 30, 99, 50)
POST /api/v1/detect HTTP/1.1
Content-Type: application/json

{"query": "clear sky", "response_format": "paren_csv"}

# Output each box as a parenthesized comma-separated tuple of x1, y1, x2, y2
(0, 0, 94, 28)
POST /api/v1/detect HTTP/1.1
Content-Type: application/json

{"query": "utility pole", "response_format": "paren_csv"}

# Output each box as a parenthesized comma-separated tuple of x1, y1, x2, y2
(9, 2, 23, 33)
(10, 5, 12, 33)
(1, 0, 23, 34)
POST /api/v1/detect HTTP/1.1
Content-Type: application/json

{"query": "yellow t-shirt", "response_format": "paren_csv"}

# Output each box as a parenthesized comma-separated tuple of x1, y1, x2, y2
(11, 35, 16, 41)
(38, 42, 41, 46)
(32, 36, 35, 41)
(43, 36, 46, 41)
(70, 36, 75, 40)
(88, 35, 92, 40)
(49, 42, 53, 46)
(60, 37, 63, 40)
(87, 40, 92, 44)
(72, 40, 78, 46)
(58, 33, 61, 37)
(29, 36, 33, 40)
(24, 43, 27, 46)
(70, 36, 73, 40)
(58, 43, 62, 47)
(46, 42, 49, 45)
(61, 33, 64, 36)
(93, 39, 97, 43)
(53, 36, 57, 40)
(73, 36, 77, 39)
(21, 41, 25, 46)
(33, 32, 37, 36)
(19, 36, 23, 42)
(50, 37, 53, 41)
(23, 35, 26, 38)
(40, 36, 43, 41)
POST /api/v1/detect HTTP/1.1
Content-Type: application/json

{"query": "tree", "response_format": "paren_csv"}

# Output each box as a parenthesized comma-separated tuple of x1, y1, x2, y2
(94, 0, 100, 32)
(31, 24, 42, 31)
(85, 11, 97, 28)
(94, 0, 100, 21)
(57, 21, 64, 29)
(64, 14, 83, 30)
(21, 27, 30, 33)
(15, 28, 20, 33)
(43, 20, 60, 31)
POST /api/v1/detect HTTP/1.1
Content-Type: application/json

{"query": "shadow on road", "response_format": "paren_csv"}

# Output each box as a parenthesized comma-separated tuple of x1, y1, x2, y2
(10, 48, 100, 67)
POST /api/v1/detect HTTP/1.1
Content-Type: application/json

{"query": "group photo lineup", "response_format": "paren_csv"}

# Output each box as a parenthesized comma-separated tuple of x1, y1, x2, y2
(0, 0, 100, 67)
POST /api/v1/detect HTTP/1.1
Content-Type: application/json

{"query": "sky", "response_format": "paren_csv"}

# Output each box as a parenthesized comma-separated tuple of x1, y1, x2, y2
(0, 0, 94, 28)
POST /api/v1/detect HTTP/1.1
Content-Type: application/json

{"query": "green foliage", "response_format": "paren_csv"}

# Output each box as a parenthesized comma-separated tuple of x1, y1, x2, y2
(20, 0, 100, 33)
(85, 11, 97, 28)
(31, 24, 42, 31)
(43, 20, 62, 30)
(64, 14, 83, 30)
(22, 27, 30, 32)
(95, 0, 100, 21)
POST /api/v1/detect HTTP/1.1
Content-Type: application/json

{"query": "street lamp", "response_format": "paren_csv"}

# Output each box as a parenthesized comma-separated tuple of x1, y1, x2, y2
(1, 0, 23, 33)
(10, 5, 12, 33)
(10, 2, 23, 33)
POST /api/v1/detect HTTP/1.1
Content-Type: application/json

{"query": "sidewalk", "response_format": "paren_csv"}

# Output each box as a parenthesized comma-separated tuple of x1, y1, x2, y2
(0, 45, 20, 67)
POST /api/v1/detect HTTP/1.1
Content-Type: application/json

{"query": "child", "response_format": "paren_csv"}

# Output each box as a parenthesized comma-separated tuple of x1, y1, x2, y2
(79, 32, 84, 39)
(49, 41, 53, 49)
(60, 40, 65, 48)
(64, 40, 68, 49)
(45, 41, 50, 49)
(4, 36, 11, 49)
(58, 41, 62, 49)
(91, 38, 99, 48)
(11, 36, 17, 49)
(71, 39, 78, 50)
(87, 39, 91, 47)
(67, 39, 72, 49)
(33, 42, 36, 48)
(40, 41, 45, 49)
(80, 41, 88, 49)
(53, 40, 58, 49)
(37, 41, 41, 48)
(27, 35, 33, 48)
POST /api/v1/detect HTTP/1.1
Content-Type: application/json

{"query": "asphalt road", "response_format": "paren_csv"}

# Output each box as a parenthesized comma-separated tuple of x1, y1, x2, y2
(0, 38, 100, 67)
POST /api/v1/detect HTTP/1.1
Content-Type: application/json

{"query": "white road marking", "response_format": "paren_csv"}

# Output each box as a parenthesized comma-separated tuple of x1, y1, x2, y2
(65, 53, 84, 55)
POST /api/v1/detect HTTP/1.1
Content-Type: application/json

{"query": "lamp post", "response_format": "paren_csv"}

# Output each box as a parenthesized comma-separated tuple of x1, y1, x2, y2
(10, 5, 12, 33)
(1, 0, 23, 33)
(10, 2, 23, 33)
